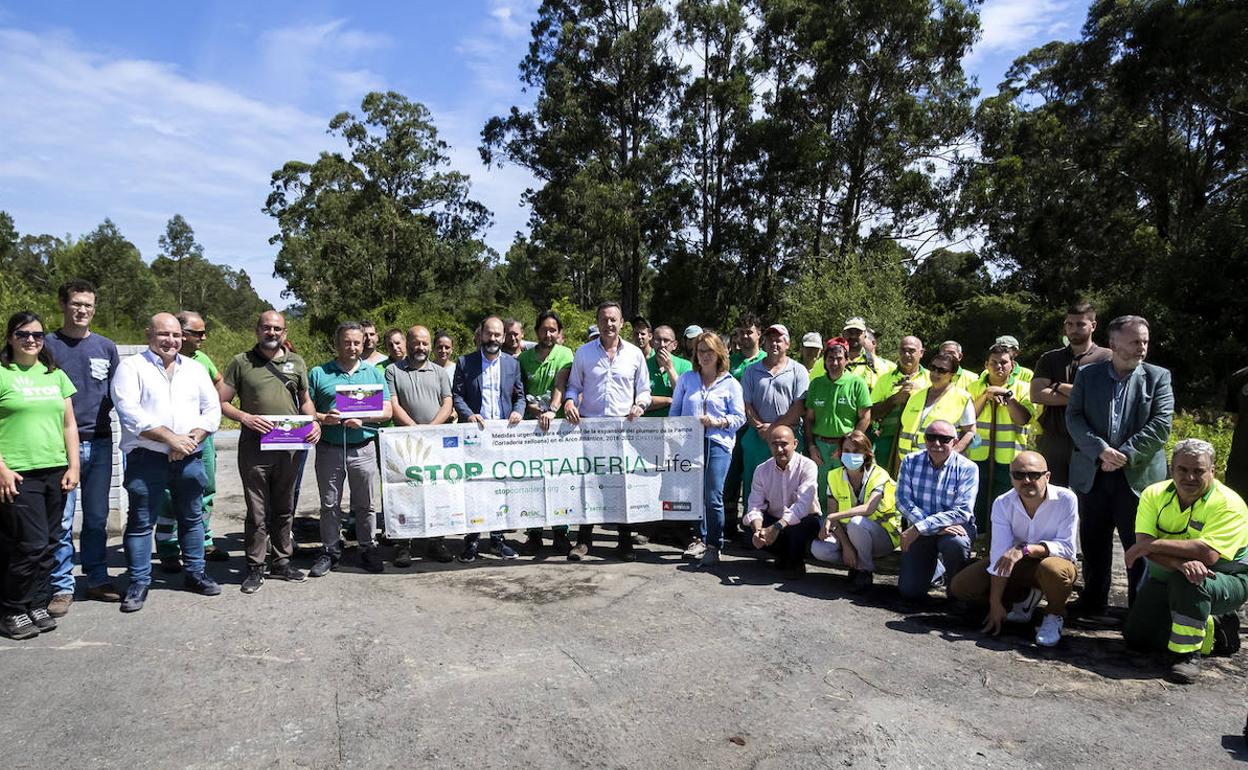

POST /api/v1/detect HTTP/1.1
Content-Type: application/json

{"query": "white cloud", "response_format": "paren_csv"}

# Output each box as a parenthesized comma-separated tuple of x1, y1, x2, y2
(256, 19, 392, 104)
(966, 0, 1078, 65)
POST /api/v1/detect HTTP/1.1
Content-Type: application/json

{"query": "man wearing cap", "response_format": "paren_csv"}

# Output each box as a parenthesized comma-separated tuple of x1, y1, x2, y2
(896, 419, 979, 602)
(870, 336, 931, 471)
(992, 335, 1034, 384)
(644, 325, 692, 417)
(805, 337, 872, 506)
(587, 325, 600, 342)
(938, 341, 978, 391)
(799, 332, 823, 371)
(834, 318, 893, 391)
(682, 325, 703, 360)
(741, 324, 809, 514)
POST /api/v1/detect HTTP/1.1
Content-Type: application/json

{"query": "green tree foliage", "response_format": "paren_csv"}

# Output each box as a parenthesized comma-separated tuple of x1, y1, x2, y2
(267, 91, 494, 335)
(151, 214, 269, 327)
(53, 219, 171, 333)
(959, 0, 1248, 402)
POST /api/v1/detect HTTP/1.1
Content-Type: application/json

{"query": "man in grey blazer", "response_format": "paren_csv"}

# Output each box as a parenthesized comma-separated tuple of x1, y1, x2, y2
(1066, 315, 1173, 614)
(452, 315, 525, 562)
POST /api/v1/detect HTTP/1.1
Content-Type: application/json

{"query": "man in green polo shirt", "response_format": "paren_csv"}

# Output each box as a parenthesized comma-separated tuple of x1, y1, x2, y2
(645, 325, 693, 417)
(805, 338, 872, 506)
(220, 310, 321, 593)
(1124, 439, 1248, 684)
(308, 321, 392, 578)
(518, 309, 576, 555)
(154, 311, 226, 571)
(725, 314, 765, 538)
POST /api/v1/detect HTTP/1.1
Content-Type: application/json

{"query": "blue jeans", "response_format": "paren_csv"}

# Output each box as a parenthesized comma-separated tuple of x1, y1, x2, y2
(898, 525, 975, 600)
(53, 436, 114, 592)
(123, 448, 207, 585)
(700, 439, 732, 549)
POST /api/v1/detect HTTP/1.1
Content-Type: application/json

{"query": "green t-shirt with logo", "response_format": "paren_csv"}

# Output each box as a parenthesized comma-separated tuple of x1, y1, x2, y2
(517, 344, 574, 416)
(729, 350, 765, 381)
(0, 362, 77, 471)
(806, 372, 871, 438)
(647, 352, 693, 417)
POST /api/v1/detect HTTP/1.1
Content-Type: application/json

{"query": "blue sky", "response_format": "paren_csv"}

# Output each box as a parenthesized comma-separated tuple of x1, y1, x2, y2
(0, 0, 1084, 306)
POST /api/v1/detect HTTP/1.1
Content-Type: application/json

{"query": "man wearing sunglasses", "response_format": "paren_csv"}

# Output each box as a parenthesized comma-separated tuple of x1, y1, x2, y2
(895, 420, 979, 602)
(1123, 439, 1248, 684)
(950, 451, 1078, 647)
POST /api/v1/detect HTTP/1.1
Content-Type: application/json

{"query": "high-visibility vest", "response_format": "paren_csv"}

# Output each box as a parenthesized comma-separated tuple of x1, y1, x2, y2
(966, 374, 1032, 463)
(896, 385, 974, 457)
(827, 463, 901, 546)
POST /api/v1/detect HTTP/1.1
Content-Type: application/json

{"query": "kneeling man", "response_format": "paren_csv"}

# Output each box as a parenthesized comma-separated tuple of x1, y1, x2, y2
(950, 451, 1078, 647)
(743, 425, 822, 578)
(1124, 439, 1248, 684)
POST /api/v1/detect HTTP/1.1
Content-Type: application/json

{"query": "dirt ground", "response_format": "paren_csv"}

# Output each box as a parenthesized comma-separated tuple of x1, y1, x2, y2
(2, 432, 1246, 769)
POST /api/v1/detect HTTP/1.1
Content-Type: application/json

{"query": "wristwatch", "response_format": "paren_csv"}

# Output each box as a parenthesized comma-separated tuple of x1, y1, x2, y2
(1021, 544, 1031, 557)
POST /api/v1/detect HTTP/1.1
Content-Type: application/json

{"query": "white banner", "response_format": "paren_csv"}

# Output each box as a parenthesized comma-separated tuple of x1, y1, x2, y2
(379, 417, 705, 538)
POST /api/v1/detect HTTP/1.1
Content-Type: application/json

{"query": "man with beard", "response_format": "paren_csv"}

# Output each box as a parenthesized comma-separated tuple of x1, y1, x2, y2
(1067, 315, 1173, 615)
(519, 310, 575, 555)
(386, 325, 455, 566)
(452, 316, 525, 562)
(219, 311, 321, 593)
(1030, 302, 1112, 487)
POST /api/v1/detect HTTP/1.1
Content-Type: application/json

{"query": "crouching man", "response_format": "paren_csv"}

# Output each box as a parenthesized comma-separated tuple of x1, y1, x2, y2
(950, 451, 1078, 647)
(1123, 439, 1248, 684)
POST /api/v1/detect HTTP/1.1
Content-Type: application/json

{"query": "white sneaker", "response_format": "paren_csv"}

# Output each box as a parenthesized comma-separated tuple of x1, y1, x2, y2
(1035, 613, 1064, 647)
(1006, 588, 1043, 623)
(683, 540, 707, 559)
(698, 546, 720, 568)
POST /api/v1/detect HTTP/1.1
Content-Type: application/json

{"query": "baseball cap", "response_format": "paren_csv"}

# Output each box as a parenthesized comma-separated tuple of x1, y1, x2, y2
(801, 332, 822, 349)
(994, 334, 1020, 349)
(843, 317, 867, 331)
(587, 324, 600, 340)
(683, 325, 703, 339)
(764, 324, 789, 340)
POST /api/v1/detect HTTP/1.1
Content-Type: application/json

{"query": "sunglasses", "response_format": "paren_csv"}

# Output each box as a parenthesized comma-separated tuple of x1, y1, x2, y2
(924, 434, 955, 445)
(1011, 470, 1047, 482)
(182, 328, 207, 338)
(13, 330, 46, 341)
(930, 367, 955, 375)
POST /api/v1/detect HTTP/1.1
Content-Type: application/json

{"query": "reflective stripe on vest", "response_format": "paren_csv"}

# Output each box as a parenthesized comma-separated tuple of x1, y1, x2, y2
(967, 379, 1030, 463)
(896, 386, 972, 457)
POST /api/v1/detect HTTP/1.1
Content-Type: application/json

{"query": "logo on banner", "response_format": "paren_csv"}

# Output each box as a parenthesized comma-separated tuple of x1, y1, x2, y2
(443, 436, 459, 448)
(464, 434, 481, 447)
(663, 501, 692, 512)
(496, 504, 509, 517)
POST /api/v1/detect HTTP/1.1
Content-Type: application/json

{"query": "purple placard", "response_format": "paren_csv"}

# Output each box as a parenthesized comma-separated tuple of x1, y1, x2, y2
(261, 416, 315, 450)
(334, 383, 385, 418)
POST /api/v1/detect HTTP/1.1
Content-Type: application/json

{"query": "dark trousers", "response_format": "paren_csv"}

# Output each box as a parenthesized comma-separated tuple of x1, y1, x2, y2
(1077, 469, 1144, 610)
(239, 434, 305, 568)
(577, 524, 633, 549)
(755, 512, 821, 568)
(721, 426, 747, 536)
(1037, 432, 1073, 488)
(0, 467, 66, 614)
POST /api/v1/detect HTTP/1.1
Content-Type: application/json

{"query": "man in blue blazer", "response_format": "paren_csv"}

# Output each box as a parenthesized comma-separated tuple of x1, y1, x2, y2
(1066, 315, 1174, 613)
(452, 315, 526, 562)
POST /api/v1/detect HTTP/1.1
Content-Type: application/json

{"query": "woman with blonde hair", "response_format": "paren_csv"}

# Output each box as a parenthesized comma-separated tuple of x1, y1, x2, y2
(810, 430, 901, 593)
(670, 331, 745, 567)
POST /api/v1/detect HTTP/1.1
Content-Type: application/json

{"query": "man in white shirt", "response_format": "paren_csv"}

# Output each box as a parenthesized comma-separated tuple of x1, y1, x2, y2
(950, 451, 1079, 647)
(111, 313, 222, 613)
(563, 300, 651, 561)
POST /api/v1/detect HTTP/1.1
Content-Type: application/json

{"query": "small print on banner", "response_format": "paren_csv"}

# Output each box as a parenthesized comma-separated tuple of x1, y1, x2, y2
(334, 383, 385, 419)
(260, 415, 315, 450)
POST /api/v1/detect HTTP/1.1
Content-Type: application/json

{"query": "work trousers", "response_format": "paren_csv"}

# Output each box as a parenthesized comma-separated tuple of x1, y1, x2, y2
(973, 460, 1012, 533)
(898, 525, 975, 600)
(752, 512, 821, 569)
(239, 433, 306, 568)
(1077, 469, 1144, 609)
(811, 436, 844, 511)
(950, 556, 1078, 616)
(315, 441, 379, 556)
(809, 516, 895, 572)
(1124, 570, 1248, 654)
(1036, 432, 1072, 488)
(0, 467, 66, 614)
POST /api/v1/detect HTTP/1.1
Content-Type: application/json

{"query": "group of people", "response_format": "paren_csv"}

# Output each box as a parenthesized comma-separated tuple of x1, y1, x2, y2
(2, 283, 1246, 686)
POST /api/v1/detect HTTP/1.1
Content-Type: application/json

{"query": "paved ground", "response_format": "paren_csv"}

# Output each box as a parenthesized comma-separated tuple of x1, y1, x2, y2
(3, 433, 1247, 769)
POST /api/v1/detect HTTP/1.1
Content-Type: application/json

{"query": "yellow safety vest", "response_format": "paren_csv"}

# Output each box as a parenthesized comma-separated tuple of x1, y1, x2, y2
(896, 385, 974, 457)
(966, 374, 1032, 463)
(827, 463, 901, 546)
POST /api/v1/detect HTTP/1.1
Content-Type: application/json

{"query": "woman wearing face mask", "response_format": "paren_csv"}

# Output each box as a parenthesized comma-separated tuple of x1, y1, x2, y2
(810, 430, 900, 593)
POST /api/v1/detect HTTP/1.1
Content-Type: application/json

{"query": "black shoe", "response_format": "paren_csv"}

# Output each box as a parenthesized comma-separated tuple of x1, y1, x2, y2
(241, 566, 265, 594)
(552, 532, 572, 555)
(184, 571, 222, 596)
(360, 548, 385, 573)
(849, 570, 874, 594)
(490, 536, 518, 560)
(120, 583, 149, 613)
(615, 543, 637, 562)
(1067, 597, 1107, 617)
(427, 539, 455, 563)
(1167, 652, 1203, 684)
(204, 545, 230, 562)
(1213, 613, 1241, 656)
(0, 613, 38, 640)
(520, 533, 542, 557)
(28, 607, 57, 633)
(270, 562, 307, 583)
(394, 544, 413, 568)
(458, 541, 480, 564)
(160, 556, 182, 574)
(309, 554, 335, 578)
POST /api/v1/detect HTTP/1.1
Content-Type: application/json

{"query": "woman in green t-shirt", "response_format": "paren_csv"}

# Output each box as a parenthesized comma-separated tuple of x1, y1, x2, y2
(0, 311, 79, 640)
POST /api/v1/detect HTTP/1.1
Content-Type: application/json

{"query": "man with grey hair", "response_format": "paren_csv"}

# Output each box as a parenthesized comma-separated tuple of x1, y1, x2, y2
(1067, 314, 1173, 615)
(1124, 439, 1248, 683)
(938, 340, 977, 391)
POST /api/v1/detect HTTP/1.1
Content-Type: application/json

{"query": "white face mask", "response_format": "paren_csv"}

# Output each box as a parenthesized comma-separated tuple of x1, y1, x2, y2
(841, 452, 866, 471)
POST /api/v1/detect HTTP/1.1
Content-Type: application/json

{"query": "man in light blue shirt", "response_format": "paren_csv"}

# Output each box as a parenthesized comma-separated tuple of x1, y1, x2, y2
(563, 301, 651, 561)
